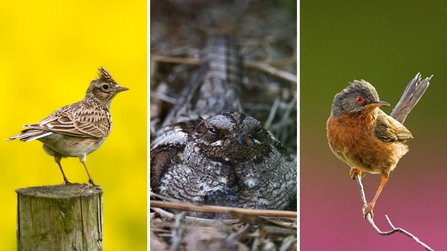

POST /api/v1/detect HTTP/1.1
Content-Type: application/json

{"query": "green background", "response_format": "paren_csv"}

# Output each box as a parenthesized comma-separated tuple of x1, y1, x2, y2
(301, 1, 447, 250)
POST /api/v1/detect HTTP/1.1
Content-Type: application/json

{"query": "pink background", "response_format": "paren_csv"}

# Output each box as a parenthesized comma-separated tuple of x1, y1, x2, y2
(301, 1, 447, 249)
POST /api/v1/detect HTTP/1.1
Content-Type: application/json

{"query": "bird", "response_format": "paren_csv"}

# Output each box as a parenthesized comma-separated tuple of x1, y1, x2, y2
(151, 111, 296, 217)
(326, 73, 431, 218)
(7, 67, 129, 186)
(150, 37, 296, 218)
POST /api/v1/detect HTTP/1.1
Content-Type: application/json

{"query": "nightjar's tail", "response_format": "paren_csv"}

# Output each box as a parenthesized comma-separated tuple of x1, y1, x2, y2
(7, 129, 52, 142)
(391, 73, 432, 124)
(161, 36, 244, 127)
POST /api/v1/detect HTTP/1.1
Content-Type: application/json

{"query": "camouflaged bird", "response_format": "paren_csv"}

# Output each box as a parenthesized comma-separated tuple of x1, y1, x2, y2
(150, 37, 296, 217)
(8, 68, 128, 186)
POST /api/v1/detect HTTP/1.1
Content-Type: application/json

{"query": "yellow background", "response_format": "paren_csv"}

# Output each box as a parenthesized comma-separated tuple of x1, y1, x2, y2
(0, 1, 147, 250)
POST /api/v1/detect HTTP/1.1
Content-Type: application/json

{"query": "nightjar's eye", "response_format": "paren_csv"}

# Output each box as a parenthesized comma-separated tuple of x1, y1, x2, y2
(102, 84, 109, 90)
(255, 126, 262, 133)
(355, 95, 366, 105)
(209, 127, 218, 134)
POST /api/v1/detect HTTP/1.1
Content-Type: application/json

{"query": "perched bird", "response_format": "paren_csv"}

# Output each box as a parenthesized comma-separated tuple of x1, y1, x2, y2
(326, 73, 431, 218)
(7, 68, 128, 186)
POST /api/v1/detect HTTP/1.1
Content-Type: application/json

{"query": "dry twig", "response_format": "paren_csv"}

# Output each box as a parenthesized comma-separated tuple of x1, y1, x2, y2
(354, 174, 434, 251)
(151, 55, 201, 66)
(150, 199, 297, 250)
(171, 212, 186, 251)
(244, 61, 297, 83)
(150, 200, 297, 218)
(150, 55, 297, 84)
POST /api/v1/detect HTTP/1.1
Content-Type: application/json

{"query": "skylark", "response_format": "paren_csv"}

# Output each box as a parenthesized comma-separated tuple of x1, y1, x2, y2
(7, 67, 128, 186)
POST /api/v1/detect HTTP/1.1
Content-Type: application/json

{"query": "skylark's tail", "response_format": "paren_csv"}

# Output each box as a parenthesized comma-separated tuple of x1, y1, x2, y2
(7, 129, 52, 142)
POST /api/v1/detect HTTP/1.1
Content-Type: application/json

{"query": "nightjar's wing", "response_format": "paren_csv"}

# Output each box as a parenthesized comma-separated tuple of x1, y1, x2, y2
(150, 119, 201, 191)
(152, 115, 244, 218)
(374, 109, 413, 142)
(23, 102, 111, 139)
(267, 130, 295, 161)
(235, 128, 297, 210)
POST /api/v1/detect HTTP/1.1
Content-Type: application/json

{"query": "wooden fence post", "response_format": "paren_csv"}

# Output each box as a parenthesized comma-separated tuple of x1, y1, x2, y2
(16, 185, 103, 251)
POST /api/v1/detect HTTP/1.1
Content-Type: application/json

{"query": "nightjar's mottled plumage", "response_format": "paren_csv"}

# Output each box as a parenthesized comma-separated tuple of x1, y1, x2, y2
(160, 36, 243, 127)
(150, 37, 296, 217)
(8, 68, 128, 186)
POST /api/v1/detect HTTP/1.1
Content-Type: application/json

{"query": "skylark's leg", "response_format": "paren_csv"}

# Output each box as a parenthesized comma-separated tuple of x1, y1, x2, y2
(54, 155, 73, 185)
(44, 145, 73, 185)
(79, 155, 97, 186)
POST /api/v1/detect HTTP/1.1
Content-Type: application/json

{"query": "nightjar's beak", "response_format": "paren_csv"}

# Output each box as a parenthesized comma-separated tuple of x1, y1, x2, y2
(234, 134, 245, 145)
(116, 86, 129, 93)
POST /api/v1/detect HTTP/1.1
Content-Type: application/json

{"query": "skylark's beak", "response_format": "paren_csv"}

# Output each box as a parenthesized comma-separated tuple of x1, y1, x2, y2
(116, 86, 129, 93)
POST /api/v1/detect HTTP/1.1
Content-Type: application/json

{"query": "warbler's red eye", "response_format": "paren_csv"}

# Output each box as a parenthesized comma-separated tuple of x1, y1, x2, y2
(355, 95, 365, 105)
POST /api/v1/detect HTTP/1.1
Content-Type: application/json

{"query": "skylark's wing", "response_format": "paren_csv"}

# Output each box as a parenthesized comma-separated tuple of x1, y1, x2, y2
(24, 102, 110, 139)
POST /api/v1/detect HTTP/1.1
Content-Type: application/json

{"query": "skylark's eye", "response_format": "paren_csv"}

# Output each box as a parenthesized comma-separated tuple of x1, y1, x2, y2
(355, 95, 365, 105)
(209, 128, 218, 134)
(102, 84, 109, 90)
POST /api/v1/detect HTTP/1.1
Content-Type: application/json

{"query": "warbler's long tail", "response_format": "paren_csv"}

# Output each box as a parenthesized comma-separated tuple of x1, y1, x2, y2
(391, 73, 432, 124)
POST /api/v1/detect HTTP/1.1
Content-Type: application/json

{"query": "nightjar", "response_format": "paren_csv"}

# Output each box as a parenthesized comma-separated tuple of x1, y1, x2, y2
(151, 37, 296, 216)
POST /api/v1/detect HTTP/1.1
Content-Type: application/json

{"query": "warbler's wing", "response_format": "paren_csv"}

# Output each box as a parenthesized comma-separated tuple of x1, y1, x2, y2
(374, 109, 413, 142)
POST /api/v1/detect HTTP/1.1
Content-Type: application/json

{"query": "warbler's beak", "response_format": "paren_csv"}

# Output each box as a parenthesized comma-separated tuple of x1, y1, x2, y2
(369, 100, 390, 107)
